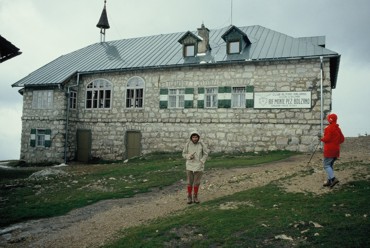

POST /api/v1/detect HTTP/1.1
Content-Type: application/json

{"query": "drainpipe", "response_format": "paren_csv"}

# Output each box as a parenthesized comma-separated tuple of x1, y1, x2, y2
(320, 56, 323, 148)
(64, 73, 80, 164)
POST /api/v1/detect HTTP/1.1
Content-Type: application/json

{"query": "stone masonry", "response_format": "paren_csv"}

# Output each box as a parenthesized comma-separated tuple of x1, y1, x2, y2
(19, 58, 332, 163)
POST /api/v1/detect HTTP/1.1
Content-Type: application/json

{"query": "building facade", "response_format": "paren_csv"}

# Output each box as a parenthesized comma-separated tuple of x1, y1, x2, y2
(12, 24, 340, 163)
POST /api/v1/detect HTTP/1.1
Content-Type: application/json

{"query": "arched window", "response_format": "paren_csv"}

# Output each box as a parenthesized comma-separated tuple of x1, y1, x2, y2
(126, 76, 145, 108)
(86, 79, 112, 109)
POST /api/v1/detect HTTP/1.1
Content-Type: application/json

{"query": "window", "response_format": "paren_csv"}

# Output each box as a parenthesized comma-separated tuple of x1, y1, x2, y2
(32, 90, 53, 109)
(232, 87, 245, 108)
(185, 45, 195, 57)
(126, 77, 145, 108)
(168, 88, 185, 108)
(36, 129, 46, 147)
(69, 91, 77, 109)
(30, 128, 51, 147)
(228, 41, 240, 54)
(205, 87, 218, 108)
(86, 79, 112, 109)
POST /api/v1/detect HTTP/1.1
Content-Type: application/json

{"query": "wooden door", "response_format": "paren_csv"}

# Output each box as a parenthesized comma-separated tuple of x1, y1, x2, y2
(77, 129, 91, 162)
(126, 131, 141, 159)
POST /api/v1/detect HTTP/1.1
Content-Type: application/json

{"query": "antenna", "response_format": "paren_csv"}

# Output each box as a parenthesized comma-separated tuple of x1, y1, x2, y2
(231, 0, 233, 25)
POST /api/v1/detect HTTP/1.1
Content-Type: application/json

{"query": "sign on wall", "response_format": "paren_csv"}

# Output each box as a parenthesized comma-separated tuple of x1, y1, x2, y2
(254, 91, 311, 109)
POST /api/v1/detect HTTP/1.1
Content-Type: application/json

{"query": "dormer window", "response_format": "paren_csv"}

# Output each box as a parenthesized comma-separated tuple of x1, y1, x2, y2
(228, 40, 241, 54)
(178, 25, 211, 59)
(221, 25, 251, 55)
(185, 44, 195, 57)
(178, 31, 202, 58)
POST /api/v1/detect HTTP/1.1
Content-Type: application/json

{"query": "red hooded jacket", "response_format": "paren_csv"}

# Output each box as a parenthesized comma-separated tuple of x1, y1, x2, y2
(321, 113, 345, 158)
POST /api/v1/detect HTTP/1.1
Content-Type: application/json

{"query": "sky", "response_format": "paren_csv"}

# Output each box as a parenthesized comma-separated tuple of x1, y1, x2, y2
(1, 0, 369, 160)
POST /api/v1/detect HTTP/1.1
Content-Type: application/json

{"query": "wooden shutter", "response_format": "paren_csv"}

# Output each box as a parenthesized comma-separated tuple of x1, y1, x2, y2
(30, 129, 36, 147)
(218, 86, 231, 108)
(197, 87, 204, 108)
(159, 88, 168, 109)
(246, 86, 254, 108)
(184, 88, 194, 108)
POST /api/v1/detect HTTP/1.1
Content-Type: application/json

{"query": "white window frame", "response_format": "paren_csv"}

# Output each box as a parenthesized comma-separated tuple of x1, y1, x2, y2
(85, 79, 112, 109)
(126, 76, 145, 108)
(231, 87, 245, 108)
(185, 45, 195, 57)
(228, 40, 240, 54)
(69, 90, 77, 109)
(205, 87, 218, 108)
(32, 90, 53, 109)
(168, 88, 185, 108)
(36, 129, 46, 147)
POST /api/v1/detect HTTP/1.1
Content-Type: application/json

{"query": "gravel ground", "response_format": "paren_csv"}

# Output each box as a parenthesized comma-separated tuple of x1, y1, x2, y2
(1, 136, 369, 248)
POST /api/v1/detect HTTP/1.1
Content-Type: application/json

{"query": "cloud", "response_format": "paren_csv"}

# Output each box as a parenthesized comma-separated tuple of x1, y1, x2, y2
(0, 0, 369, 160)
(0, 104, 22, 160)
(333, 62, 370, 136)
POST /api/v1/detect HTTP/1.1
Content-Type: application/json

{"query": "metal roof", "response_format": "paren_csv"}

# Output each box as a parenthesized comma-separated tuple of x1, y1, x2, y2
(12, 25, 340, 88)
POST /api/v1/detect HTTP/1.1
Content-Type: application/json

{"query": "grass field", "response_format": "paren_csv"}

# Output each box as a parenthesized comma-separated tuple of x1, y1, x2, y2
(1, 151, 369, 247)
(0, 151, 293, 227)
(105, 178, 369, 247)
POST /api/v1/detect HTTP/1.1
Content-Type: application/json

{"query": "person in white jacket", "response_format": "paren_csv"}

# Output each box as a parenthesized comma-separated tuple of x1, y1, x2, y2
(182, 131, 209, 204)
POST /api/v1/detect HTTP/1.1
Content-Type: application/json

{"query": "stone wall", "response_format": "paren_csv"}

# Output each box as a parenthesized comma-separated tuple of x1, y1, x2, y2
(20, 87, 67, 163)
(19, 58, 332, 163)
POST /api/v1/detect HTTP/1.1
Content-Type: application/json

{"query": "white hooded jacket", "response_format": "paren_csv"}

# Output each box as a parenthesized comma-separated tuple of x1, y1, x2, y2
(182, 131, 209, 171)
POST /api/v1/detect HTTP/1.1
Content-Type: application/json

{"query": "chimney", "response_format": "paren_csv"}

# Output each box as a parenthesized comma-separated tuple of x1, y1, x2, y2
(197, 24, 210, 54)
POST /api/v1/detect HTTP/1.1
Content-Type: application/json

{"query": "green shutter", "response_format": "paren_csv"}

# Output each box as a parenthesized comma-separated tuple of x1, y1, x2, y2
(185, 88, 194, 94)
(197, 87, 204, 108)
(246, 99, 254, 108)
(218, 86, 231, 108)
(184, 101, 193, 108)
(45, 129, 52, 147)
(184, 88, 194, 108)
(159, 101, 168, 109)
(246, 86, 254, 92)
(30, 129, 36, 147)
(159, 88, 168, 109)
(159, 88, 168, 95)
(218, 86, 231, 93)
(246, 85, 254, 108)
(218, 100, 231, 108)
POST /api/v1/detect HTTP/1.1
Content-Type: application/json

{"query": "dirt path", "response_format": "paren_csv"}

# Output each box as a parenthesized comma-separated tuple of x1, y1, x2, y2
(1, 137, 369, 248)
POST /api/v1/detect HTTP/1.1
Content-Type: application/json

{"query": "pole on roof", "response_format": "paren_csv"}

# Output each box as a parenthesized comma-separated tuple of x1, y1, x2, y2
(230, 0, 233, 25)
(96, 0, 110, 42)
(320, 56, 324, 148)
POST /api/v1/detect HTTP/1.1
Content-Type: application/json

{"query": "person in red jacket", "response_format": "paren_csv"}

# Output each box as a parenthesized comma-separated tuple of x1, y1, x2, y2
(320, 113, 345, 188)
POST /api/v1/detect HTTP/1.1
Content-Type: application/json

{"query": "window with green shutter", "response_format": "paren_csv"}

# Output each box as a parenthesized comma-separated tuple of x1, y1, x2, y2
(30, 128, 51, 147)
(160, 88, 194, 109)
(231, 87, 246, 108)
(205, 87, 218, 108)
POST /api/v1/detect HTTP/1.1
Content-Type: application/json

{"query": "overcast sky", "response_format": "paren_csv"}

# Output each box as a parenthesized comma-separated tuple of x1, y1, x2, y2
(1, 0, 369, 160)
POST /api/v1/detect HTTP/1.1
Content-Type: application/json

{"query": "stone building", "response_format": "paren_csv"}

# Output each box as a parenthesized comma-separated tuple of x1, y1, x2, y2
(12, 20, 340, 163)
